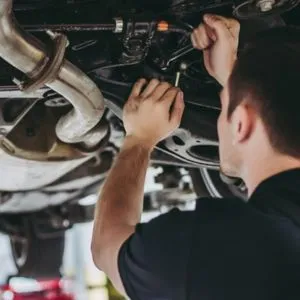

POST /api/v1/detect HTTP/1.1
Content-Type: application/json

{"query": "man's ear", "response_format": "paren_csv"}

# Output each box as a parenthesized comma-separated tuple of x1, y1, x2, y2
(231, 103, 254, 144)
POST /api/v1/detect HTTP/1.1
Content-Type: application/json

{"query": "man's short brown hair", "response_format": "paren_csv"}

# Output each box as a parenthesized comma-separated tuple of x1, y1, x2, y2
(228, 26, 300, 158)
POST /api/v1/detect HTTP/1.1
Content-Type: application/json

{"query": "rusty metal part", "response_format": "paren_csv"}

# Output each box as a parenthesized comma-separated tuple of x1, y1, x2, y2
(0, 0, 105, 144)
(18, 32, 69, 93)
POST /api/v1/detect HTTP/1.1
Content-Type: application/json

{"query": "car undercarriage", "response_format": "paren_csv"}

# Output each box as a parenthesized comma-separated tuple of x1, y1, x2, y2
(0, 0, 299, 278)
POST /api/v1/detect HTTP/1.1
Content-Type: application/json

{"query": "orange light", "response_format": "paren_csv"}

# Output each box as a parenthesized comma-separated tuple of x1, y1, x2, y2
(157, 21, 169, 32)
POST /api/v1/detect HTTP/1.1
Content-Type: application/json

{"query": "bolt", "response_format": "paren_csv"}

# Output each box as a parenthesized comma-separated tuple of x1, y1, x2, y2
(257, 0, 275, 12)
(174, 62, 189, 87)
(12, 77, 24, 90)
(63, 220, 70, 227)
(180, 62, 188, 71)
(46, 30, 57, 39)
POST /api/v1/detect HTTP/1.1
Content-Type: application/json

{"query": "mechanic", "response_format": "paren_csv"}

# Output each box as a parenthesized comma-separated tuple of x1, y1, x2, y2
(91, 14, 300, 300)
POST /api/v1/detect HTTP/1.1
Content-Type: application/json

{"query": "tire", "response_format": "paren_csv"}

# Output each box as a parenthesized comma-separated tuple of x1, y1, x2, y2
(10, 228, 65, 278)
(190, 168, 247, 200)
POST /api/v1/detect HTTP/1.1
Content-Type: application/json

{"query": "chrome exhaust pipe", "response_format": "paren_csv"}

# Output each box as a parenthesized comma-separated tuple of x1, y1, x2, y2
(0, 0, 105, 144)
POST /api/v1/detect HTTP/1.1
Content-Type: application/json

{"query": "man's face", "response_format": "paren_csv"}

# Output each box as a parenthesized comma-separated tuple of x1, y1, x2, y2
(217, 86, 241, 177)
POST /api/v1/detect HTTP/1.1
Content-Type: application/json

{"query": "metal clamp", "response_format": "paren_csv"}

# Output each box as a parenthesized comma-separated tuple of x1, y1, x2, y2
(15, 31, 69, 94)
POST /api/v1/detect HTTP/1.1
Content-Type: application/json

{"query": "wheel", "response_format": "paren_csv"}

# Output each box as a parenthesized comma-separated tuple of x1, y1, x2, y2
(190, 168, 248, 200)
(10, 226, 65, 278)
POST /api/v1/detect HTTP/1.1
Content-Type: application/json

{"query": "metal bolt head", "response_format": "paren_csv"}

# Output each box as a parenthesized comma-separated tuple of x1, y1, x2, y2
(63, 219, 70, 227)
(113, 17, 124, 33)
(180, 62, 188, 71)
(257, 0, 275, 12)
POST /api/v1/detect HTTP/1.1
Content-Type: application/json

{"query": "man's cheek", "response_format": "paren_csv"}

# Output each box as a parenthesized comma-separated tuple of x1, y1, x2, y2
(218, 114, 227, 141)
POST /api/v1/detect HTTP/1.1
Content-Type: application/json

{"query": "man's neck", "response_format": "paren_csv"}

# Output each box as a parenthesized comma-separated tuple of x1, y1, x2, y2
(242, 154, 300, 197)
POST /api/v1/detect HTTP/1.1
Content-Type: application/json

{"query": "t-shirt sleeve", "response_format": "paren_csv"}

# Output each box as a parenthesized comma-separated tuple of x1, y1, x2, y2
(118, 208, 196, 300)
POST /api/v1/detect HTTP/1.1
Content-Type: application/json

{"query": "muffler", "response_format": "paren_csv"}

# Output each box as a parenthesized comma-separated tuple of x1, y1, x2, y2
(0, 0, 105, 144)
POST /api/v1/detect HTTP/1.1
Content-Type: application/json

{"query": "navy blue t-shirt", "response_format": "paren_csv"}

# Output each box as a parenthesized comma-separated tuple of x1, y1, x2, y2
(118, 169, 300, 300)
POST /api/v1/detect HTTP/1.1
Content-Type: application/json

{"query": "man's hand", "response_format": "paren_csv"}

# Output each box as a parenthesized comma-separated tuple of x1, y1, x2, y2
(123, 79, 185, 149)
(191, 14, 240, 86)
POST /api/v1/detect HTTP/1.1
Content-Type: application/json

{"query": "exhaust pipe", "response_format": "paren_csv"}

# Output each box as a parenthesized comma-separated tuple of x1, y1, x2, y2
(0, 0, 105, 144)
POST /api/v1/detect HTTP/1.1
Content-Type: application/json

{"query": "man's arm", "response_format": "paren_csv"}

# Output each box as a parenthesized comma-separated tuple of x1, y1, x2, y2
(91, 79, 184, 294)
(91, 14, 240, 296)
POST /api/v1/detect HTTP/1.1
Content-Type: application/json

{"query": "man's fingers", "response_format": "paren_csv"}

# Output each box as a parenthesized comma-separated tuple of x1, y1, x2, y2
(191, 33, 197, 49)
(141, 79, 160, 98)
(151, 82, 172, 101)
(128, 78, 147, 100)
(216, 15, 240, 39)
(170, 92, 185, 124)
(204, 14, 240, 40)
(214, 15, 240, 35)
(204, 23, 217, 42)
(203, 14, 231, 41)
(228, 19, 240, 39)
(191, 25, 212, 50)
(160, 87, 180, 108)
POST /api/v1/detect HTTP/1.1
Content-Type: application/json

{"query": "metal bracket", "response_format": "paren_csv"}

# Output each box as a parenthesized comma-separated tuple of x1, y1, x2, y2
(120, 19, 157, 63)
